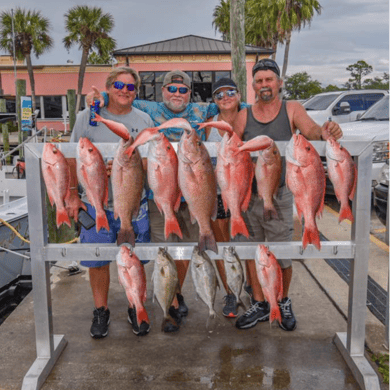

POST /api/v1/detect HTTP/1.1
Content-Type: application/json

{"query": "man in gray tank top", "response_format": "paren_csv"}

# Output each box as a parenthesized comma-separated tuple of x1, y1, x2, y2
(232, 59, 342, 332)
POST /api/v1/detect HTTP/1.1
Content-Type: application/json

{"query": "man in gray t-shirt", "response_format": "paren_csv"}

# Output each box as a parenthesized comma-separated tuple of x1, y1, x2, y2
(70, 67, 154, 339)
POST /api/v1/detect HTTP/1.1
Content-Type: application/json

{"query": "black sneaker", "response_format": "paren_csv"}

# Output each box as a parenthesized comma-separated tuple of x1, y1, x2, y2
(90, 307, 110, 339)
(128, 307, 150, 336)
(222, 294, 238, 318)
(177, 293, 188, 317)
(235, 301, 270, 329)
(278, 297, 297, 331)
(163, 308, 180, 333)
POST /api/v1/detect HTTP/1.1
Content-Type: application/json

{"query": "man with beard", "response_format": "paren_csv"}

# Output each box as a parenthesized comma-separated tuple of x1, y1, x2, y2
(232, 59, 342, 332)
(87, 70, 219, 332)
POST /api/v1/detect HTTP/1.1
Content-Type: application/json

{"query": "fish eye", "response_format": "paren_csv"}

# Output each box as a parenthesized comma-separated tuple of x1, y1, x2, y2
(305, 146, 311, 151)
(167, 146, 170, 150)
(273, 150, 277, 155)
(197, 141, 202, 146)
(88, 147, 93, 152)
(340, 145, 343, 150)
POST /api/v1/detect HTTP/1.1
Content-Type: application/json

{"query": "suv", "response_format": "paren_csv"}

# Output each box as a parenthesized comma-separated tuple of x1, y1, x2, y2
(303, 89, 387, 125)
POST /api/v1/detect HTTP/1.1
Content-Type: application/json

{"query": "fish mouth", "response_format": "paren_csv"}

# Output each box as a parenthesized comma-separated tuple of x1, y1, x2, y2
(285, 136, 302, 166)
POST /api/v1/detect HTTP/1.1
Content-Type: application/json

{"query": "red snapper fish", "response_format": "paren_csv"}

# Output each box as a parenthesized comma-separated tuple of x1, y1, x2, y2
(41, 143, 72, 228)
(77, 137, 109, 232)
(178, 122, 218, 253)
(238, 135, 279, 221)
(94, 113, 130, 140)
(112, 137, 144, 245)
(126, 120, 183, 240)
(326, 137, 357, 223)
(255, 245, 283, 325)
(286, 133, 325, 250)
(116, 245, 149, 333)
(198, 120, 254, 238)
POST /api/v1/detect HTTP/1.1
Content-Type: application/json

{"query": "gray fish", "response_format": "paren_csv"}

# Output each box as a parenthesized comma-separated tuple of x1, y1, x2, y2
(152, 247, 180, 331)
(222, 246, 245, 308)
(190, 246, 219, 320)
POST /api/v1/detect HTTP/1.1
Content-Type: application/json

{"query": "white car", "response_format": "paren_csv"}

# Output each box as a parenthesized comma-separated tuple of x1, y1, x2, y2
(339, 94, 389, 188)
(303, 89, 387, 125)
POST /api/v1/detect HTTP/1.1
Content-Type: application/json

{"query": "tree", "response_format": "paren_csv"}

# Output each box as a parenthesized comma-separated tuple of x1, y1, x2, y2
(322, 84, 343, 92)
(63, 6, 116, 112)
(87, 51, 113, 65)
(0, 8, 53, 113)
(345, 60, 373, 90)
(284, 71, 322, 100)
(362, 72, 389, 90)
(212, 0, 231, 41)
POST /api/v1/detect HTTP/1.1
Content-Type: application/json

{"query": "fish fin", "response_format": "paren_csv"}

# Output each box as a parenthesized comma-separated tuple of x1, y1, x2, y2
(269, 305, 282, 325)
(56, 207, 71, 228)
(302, 224, 321, 250)
(263, 206, 279, 222)
(117, 228, 135, 246)
(174, 193, 182, 213)
(165, 216, 183, 240)
(136, 306, 149, 326)
(199, 232, 218, 254)
(103, 184, 109, 208)
(242, 183, 253, 212)
(349, 164, 358, 200)
(206, 311, 218, 330)
(95, 212, 110, 233)
(230, 216, 249, 238)
(339, 204, 354, 223)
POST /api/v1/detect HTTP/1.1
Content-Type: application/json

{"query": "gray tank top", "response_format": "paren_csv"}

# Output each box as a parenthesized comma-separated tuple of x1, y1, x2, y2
(243, 100, 292, 189)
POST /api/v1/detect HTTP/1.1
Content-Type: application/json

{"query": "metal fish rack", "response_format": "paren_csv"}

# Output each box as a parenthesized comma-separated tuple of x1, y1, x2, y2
(22, 139, 380, 390)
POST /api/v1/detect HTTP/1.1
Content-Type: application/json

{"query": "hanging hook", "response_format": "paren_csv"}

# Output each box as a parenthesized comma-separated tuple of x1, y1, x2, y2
(333, 246, 338, 255)
(95, 247, 100, 257)
(61, 247, 67, 257)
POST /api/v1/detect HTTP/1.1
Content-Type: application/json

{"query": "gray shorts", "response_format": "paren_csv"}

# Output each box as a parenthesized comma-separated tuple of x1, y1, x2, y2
(148, 200, 199, 243)
(232, 186, 293, 269)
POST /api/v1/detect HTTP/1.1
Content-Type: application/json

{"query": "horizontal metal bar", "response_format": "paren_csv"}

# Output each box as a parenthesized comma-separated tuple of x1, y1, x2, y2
(43, 241, 355, 262)
(24, 139, 373, 159)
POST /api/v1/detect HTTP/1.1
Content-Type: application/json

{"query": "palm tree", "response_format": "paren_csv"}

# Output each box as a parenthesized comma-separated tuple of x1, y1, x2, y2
(63, 6, 116, 112)
(0, 8, 53, 113)
(278, 0, 322, 78)
(212, 0, 231, 41)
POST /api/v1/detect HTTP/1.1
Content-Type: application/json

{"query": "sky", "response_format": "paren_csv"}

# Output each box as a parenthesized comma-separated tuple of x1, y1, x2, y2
(1, 0, 389, 88)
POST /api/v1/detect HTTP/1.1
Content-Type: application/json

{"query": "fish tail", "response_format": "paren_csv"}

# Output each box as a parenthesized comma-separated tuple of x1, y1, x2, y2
(269, 305, 282, 325)
(96, 212, 110, 233)
(56, 207, 71, 228)
(339, 203, 354, 223)
(230, 216, 249, 238)
(199, 232, 218, 254)
(165, 216, 183, 239)
(117, 227, 135, 246)
(136, 305, 150, 325)
(303, 224, 321, 250)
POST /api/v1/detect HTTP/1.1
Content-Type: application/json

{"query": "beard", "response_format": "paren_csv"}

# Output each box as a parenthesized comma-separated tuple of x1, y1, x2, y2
(163, 97, 188, 113)
(259, 87, 273, 102)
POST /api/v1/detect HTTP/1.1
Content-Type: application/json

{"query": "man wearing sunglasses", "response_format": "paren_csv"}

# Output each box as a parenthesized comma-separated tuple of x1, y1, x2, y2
(70, 67, 154, 339)
(232, 59, 343, 333)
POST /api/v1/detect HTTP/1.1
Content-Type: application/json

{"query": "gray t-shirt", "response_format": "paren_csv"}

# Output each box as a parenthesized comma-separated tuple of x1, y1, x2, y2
(70, 106, 154, 210)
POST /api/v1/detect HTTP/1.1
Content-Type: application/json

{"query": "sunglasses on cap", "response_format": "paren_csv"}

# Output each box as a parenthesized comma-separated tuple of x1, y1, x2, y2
(252, 59, 280, 77)
(113, 81, 136, 91)
(214, 90, 238, 101)
(166, 86, 189, 94)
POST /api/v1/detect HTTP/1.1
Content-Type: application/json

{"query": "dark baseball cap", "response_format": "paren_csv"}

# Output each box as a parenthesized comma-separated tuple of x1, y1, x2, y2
(252, 59, 280, 77)
(212, 77, 238, 95)
(163, 70, 191, 88)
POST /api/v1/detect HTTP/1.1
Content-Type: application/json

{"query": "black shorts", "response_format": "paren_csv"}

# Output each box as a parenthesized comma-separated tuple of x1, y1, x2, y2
(217, 194, 231, 219)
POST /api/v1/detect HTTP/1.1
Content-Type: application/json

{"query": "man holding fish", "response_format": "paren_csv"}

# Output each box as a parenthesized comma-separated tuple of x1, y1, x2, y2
(233, 59, 343, 332)
(70, 67, 154, 339)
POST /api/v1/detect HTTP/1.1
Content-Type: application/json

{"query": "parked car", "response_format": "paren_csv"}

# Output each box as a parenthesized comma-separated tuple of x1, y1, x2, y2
(323, 95, 389, 195)
(303, 89, 387, 125)
(373, 159, 389, 225)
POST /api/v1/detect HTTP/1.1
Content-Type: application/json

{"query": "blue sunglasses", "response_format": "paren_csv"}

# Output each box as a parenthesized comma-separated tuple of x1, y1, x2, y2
(214, 90, 238, 100)
(167, 86, 189, 94)
(113, 81, 135, 91)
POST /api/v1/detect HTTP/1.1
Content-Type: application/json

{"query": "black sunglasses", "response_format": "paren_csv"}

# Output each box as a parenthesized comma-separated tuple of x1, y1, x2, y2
(252, 60, 280, 77)
(113, 81, 135, 91)
(166, 86, 189, 94)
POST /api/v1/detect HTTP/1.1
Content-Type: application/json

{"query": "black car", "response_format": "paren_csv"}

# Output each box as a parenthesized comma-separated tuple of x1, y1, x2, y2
(373, 159, 389, 225)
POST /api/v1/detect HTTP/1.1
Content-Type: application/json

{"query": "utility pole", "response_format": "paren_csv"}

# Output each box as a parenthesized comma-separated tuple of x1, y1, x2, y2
(230, 0, 247, 102)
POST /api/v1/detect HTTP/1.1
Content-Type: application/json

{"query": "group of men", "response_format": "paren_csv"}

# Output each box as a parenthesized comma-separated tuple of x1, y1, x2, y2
(70, 59, 342, 339)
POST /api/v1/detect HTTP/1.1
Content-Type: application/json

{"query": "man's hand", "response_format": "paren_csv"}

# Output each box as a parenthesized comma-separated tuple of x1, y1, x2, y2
(86, 86, 105, 107)
(106, 160, 113, 177)
(321, 121, 343, 141)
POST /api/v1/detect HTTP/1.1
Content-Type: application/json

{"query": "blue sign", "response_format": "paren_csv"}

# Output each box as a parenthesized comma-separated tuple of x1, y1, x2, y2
(21, 96, 32, 132)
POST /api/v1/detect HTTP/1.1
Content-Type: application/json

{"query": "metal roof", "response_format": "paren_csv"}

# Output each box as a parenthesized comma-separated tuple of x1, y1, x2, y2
(112, 34, 273, 56)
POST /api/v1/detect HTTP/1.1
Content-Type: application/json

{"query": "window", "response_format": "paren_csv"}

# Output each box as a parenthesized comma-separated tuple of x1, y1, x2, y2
(363, 93, 385, 110)
(336, 95, 364, 112)
(42, 96, 63, 118)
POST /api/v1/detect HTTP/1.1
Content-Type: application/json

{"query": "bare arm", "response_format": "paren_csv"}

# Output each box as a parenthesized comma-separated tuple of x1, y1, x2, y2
(288, 101, 343, 141)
